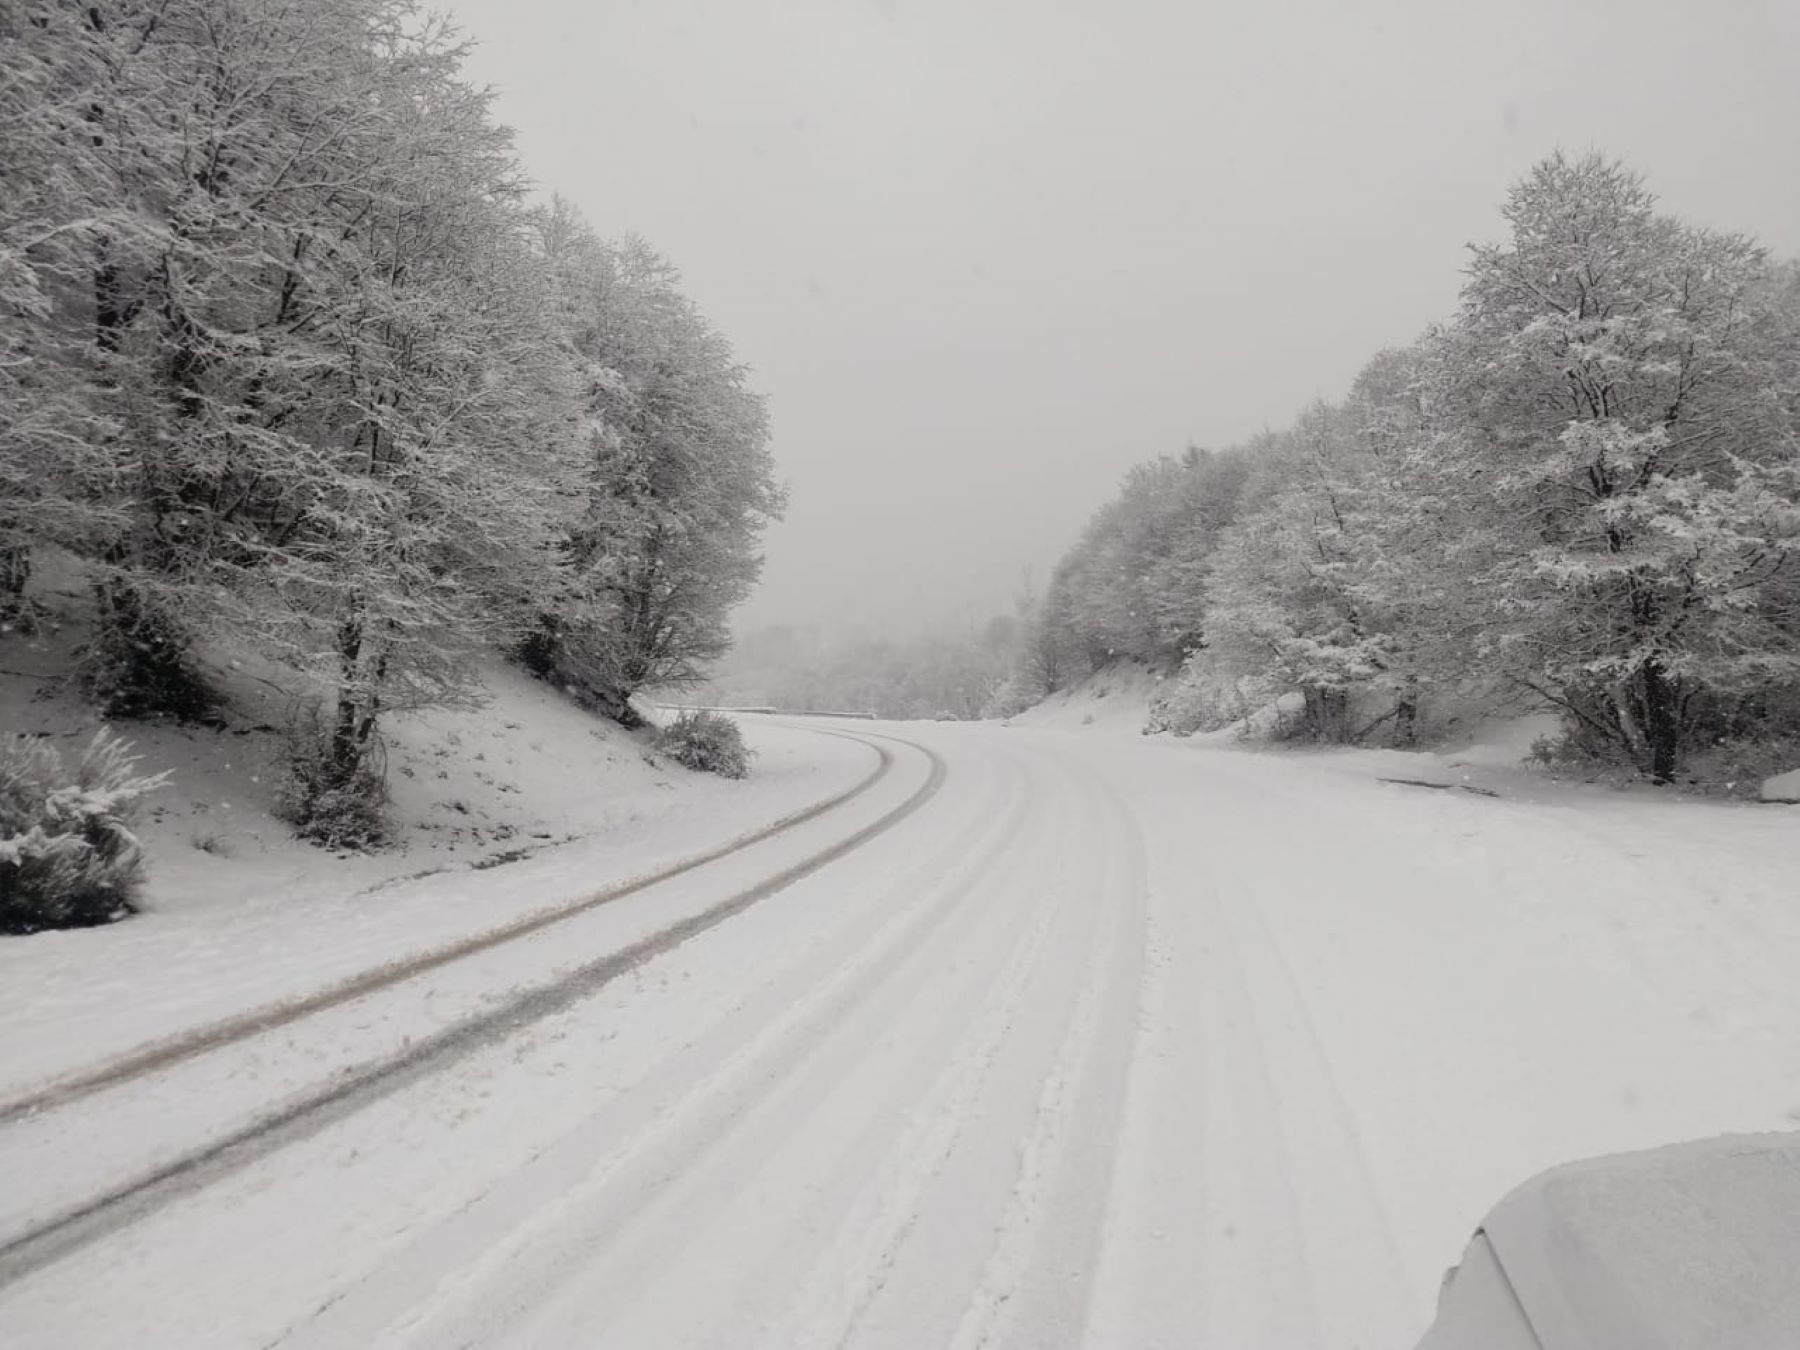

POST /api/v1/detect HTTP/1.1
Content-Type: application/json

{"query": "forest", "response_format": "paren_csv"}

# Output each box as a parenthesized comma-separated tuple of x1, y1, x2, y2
(1021, 153, 1800, 786)
(2, 0, 781, 854)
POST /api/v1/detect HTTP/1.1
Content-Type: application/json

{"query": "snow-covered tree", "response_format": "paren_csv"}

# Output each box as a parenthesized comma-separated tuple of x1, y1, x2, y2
(521, 214, 782, 721)
(0, 1, 145, 624)
(1427, 152, 1800, 779)
(1035, 449, 1252, 679)
(1194, 408, 1428, 741)
(1015, 154, 1796, 777)
(73, 0, 424, 717)
(210, 12, 587, 828)
(4, 0, 594, 826)
(1, 0, 788, 848)
(1143, 447, 1252, 658)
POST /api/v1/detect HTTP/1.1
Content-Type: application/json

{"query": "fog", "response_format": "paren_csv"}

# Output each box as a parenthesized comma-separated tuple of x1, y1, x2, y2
(442, 0, 1800, 633)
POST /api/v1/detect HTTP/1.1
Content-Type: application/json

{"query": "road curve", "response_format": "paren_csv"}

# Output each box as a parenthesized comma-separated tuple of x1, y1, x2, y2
(0, 727, 938, 1285)
(2, 720, 1796, 1348)
(0, 728, 900, 1128)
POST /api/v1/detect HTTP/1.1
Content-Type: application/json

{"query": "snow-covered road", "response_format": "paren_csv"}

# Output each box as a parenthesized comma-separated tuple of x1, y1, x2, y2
(3, 720, 1798, 1347)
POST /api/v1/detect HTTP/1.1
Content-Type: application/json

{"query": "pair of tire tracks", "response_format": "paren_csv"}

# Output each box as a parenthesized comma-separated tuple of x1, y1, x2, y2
(280, 744, 1041, 1348)
(0, 728, 943, 1289)
(738, 744, 1145, 1350)
(1192, 772, 1417, 1343)
(0, 731, 894, 1129)
(748, 747, 1092, 1349)
(950, 761, 1150, 1350)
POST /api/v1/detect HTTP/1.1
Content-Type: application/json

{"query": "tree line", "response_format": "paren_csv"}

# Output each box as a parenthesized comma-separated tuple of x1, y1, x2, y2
(1, 0, 780, 843)
(1026, 154, 1800, 784)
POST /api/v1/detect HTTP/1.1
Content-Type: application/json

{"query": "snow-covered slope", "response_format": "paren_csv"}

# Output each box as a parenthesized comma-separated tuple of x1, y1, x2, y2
(1, 602, 753, 917)
(1004, 660, 1165, 734)
(0, 700, 874, 1105)
(0, 569, 878, 1094)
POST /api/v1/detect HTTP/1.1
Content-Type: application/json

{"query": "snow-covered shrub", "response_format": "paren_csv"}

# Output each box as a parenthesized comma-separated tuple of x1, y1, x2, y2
(0, 730, 167, 935)
(1160, 658, 1258, 737)
(656, 711, 752, 779)
(276, 710, 389, 850)
(980, 676, 1037, 721)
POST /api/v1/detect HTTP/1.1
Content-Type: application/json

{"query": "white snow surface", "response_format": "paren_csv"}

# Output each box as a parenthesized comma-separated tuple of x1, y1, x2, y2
(0, 670, 874, 1099)
(1005, 660, 1165, 734)
(3, 718, 1799, 1348)
(1763, 767, 1800, 803)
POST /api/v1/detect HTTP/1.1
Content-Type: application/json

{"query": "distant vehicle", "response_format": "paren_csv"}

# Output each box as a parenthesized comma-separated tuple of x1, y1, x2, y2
(1417, 1132, 1800, 1349)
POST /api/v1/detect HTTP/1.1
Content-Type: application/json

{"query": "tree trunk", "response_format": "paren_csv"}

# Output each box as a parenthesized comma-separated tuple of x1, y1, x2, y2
(1639, 659, 1682, 784)
(330, 688, 365, 783)
(1302, 686, 1351, 742)
(329, 613, 379, 786)
(1393, 685, 1419, 747)
(0, 538, 28, 625)
(587, 679, 644, 728)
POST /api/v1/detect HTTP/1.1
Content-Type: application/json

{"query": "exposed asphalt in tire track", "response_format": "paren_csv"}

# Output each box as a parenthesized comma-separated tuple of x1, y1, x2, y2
(0, 730, 945, 1288)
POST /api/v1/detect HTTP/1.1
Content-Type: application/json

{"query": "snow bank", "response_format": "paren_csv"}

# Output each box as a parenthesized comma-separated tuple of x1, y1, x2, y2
(1013, 658, 1572, 803)
(1012, 660, 1598, 805)
(1, 648, 729, 916)
(0, 558, 803, 917)
(0, 703, 873, 1099)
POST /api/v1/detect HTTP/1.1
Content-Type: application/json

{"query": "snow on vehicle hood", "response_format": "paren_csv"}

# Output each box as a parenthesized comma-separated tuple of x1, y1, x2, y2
(1480, 1131, 1800, 1349)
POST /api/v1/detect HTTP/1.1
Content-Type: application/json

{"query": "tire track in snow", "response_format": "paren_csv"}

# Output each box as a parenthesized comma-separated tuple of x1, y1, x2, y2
(1205, 843, 1419, 1341)
(0, 731, 942, 1289)
(297, 740, 1051, 1348)
(787, 744, 1122, 1349)
(0, 727, 895, 1127)
(273, 743, 1036, 1349)
(948, 762, 1150, 1350)
(1186, 840, 1325, 1345)
(1072, 753, 1323, 1348)
(1089, 756, 1423, 1346)
(740, 745, 1147, 1350)
(1081, 898, 1193, 1349)
(736, 749, 1091, 1350)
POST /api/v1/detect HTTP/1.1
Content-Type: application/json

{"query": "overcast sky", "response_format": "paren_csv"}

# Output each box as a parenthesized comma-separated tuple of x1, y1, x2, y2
(442, 0, 1800, 633)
